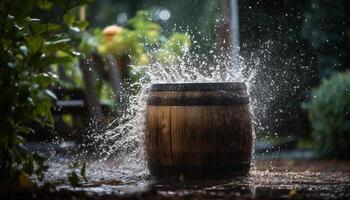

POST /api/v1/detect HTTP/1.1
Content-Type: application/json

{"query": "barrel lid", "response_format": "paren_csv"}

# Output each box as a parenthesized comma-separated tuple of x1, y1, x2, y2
(150, 82, 246, 91)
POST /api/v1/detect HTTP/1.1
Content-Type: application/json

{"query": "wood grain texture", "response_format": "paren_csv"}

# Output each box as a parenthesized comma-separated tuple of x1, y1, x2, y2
(145, 82, 252, 179)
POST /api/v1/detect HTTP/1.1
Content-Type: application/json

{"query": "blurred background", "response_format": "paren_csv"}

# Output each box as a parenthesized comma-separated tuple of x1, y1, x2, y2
(49, 0, 350, 160)
(2, 0, 349, 164)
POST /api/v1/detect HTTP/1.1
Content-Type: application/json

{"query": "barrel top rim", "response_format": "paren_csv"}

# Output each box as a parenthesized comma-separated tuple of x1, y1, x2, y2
(150, 82, 246, 91)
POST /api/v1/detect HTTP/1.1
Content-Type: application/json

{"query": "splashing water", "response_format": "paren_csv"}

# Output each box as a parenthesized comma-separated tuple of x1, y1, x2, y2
(76, 33, 267, 182)
(36, 30, 350, 200)
(43, 31, 309, 186)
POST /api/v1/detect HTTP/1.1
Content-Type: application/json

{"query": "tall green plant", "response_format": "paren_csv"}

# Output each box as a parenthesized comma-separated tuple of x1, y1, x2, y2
(0, 0, 90, 186)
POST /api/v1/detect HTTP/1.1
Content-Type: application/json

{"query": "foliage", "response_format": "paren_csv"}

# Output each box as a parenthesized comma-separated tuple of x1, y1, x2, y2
(303, 71, 350, 159)
(88, 11, 191, 66)
(67, 162, 87, 186)
(301, 0, 350, 77)
(68, 10, 191, 103)
(0, 0, 90, 186)
(85, 0, 218, 56)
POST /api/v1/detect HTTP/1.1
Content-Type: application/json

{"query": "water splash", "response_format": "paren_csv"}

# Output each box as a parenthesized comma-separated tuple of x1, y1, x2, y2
(77, 33, 271, 182)
(44, 29, 308, 184)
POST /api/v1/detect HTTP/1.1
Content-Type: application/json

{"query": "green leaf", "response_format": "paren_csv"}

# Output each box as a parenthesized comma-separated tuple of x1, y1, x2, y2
(45, 89, 57, 100)
(71, 51, 82, 56)
(26, 36, 44, 54)
(32, 73, 55, 88)
(36, 55, 73, 69)
(15, 135, 25, 144)
(69, 26, 81, 32)
(30, 22, 46, 35)
(43, 39, 72, 53)
(30, 22, 62, 36)
(75, 20, 89, 29)
(47, 38, 71, 45)
(46, 24, 62, 32)
(20, 45, 29, 56)
(17, 127, 34, 134)
(37, 0, 53, 10)
(68, 171, 80, 186)
(35, 163, 49, 181)
(25, 17, 41, 23)
(80, 162, 87, 182)
(63, 14, 75, 26)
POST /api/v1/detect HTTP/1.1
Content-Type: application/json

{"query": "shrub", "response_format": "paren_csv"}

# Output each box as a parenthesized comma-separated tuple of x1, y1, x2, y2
(303, 71, 350, 159)
(0, 0, 90, 186)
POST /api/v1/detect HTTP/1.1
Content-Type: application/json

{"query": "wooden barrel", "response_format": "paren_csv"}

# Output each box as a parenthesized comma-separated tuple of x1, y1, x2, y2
(145, 82, 252, 179)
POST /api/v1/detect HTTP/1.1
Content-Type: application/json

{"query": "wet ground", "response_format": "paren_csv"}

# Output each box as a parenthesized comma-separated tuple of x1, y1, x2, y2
(33, 159, 350, 200)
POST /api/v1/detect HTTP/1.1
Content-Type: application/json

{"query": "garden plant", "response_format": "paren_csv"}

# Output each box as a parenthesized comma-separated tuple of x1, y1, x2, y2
(0, 0, 91, 189)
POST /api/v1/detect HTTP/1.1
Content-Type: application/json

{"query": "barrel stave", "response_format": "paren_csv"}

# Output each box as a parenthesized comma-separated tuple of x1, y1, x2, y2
(146, 82, 252, 179)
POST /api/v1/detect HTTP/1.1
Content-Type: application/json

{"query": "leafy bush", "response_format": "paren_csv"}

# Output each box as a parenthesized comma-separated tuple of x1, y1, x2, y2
(0, 0, 90, 186)
(76, 10, 191, 104)
(81, 11, 191, 66)
(303, 71, 350, 159)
